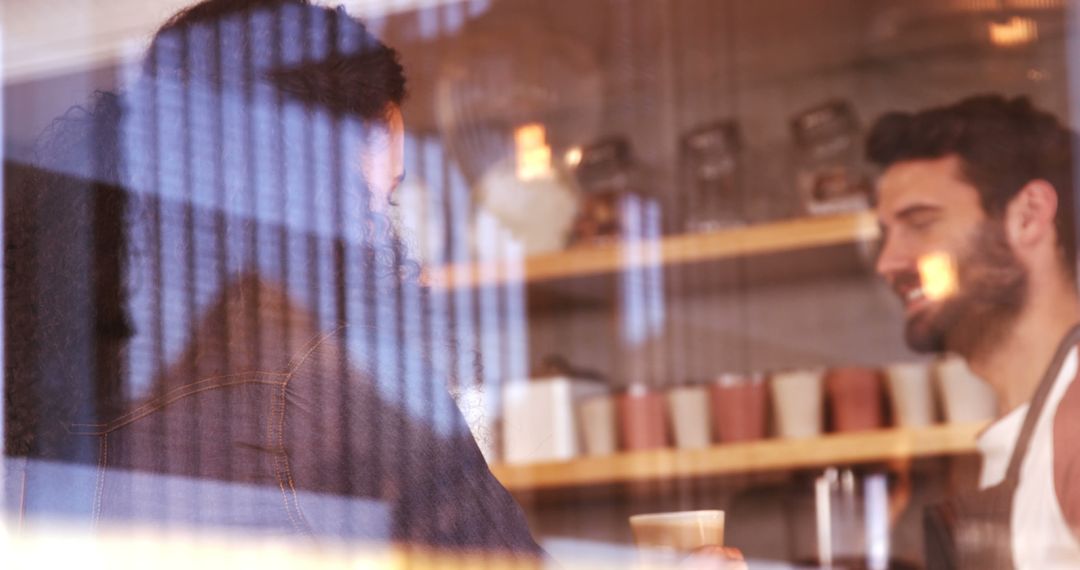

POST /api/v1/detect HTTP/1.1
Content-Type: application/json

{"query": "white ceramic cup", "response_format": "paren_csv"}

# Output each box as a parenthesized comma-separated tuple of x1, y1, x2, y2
(578, 395, 618, 456)
(885, 362, 937, 427)
(666, 385, 712, 449)
(771, 369, 825, 439)
(936, 357, 998, 423)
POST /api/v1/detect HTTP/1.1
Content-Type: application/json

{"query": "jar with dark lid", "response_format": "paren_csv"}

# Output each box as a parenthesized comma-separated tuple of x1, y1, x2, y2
(680, 121, 744, 232)
(790, 100, 871, 216)
(569, 137, 654, 245)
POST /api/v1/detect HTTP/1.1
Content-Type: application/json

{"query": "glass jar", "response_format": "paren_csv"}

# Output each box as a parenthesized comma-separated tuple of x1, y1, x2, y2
(569, 137, 654, 245)
(790, 100, 872, 216)
(680, 121, 744, 232)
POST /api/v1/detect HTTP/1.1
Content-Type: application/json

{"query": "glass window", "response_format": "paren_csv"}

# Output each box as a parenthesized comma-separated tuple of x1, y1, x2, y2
(3, 1, 1078, 568)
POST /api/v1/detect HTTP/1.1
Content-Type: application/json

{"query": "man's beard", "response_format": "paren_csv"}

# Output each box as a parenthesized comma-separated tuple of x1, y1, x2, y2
(903, 221, 1028, 357)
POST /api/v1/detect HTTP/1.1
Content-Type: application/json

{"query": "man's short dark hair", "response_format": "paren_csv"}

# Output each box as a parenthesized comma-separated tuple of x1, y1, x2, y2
(866, 95, 1077, 275)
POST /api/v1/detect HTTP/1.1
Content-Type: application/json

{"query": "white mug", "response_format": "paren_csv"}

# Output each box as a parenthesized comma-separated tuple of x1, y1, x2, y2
(771, 369, 825, 439)
(578, 395, 618, 456)
(885, 362, 936, 428)
(666, 385, 712, 449)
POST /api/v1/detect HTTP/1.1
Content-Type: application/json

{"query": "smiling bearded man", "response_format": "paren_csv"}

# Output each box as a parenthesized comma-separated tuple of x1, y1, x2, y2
(868, 95, 1080, 569)
(889, 205, 1028, 358)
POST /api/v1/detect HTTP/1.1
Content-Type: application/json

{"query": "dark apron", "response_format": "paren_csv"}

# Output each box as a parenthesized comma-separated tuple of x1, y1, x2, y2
(924, 325, 1080, 569)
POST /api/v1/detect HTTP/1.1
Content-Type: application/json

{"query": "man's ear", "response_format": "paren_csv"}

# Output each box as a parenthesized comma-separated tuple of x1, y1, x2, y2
(1004, 179, 1059, 251)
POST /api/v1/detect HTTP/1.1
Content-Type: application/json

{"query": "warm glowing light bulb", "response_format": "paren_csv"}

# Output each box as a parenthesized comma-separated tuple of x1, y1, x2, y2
(917, 252, 958, 301)
(989, 16, 1038, 47)
(515, 123, 552, 181)
(564, 146, 583, 167)
(515, 123, 546, 149)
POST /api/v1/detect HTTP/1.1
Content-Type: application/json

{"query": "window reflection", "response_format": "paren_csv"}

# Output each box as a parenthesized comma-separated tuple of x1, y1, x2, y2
(5, 0, 541, 560)
(4, 0, 1080, 568)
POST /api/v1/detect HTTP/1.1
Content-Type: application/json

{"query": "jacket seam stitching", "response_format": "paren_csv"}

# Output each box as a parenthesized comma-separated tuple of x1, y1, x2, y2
(71, 371, 290, 429)
(272, 323, 347, 534)
(92, 433, 108, 526)
(70, 377, 287, 435)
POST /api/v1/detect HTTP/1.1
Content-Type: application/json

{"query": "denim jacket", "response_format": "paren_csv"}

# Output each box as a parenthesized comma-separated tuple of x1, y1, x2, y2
(9, 275, 542, 558)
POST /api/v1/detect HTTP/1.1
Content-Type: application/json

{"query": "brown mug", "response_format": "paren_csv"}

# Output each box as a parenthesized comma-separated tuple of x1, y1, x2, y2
(825, 367, 884, 432)
(709, 374, 768, 443)
(616, 384, 670, 451)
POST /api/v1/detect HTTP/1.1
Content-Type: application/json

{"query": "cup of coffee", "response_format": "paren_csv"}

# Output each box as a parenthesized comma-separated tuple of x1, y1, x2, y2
(630, 510, 726, 553)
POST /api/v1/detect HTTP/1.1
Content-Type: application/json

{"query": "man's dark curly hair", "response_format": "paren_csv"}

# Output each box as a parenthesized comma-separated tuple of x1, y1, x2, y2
(146, 0, 406, 121)
(866, 95, 1078, 276)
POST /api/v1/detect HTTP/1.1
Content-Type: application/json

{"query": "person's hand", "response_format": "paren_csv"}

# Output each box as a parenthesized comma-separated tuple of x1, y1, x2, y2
(679, 546, 748, 570)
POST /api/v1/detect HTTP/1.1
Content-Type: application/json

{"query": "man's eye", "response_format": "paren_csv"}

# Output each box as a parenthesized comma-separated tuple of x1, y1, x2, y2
(908, 216, 938, 230)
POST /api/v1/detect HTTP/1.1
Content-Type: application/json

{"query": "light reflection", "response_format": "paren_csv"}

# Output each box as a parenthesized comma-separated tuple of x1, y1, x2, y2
(564, 146, 584, 168)
(514, 123, 553, 181)
(416, 135, 457, 437)
(619, 196, 648, 349)
(917, 251, 959, 302)
(7, 0, 550, 559)
(643, 200, 666, 379)
(989, 16, 1038, 47)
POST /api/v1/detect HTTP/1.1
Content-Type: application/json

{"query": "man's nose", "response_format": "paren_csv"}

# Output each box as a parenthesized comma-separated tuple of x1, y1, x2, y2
(875, 235, 912, 279)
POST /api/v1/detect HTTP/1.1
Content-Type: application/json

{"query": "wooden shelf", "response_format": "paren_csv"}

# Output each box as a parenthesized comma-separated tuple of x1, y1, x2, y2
(423, 211, 880, 290)
(491, 422, 985, 492)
